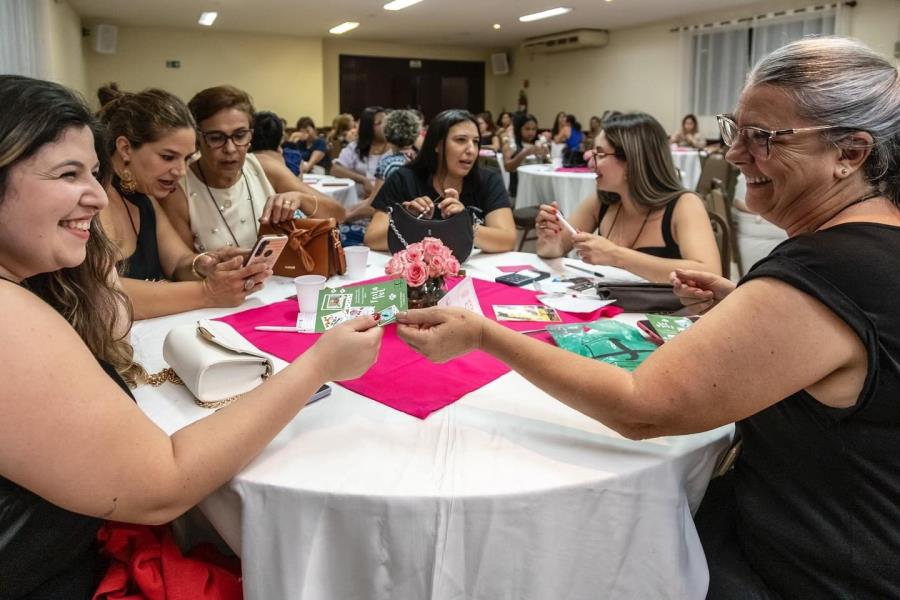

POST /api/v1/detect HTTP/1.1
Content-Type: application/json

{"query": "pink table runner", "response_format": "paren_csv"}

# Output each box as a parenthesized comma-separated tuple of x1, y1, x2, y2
(554, 167, 594, 173)
(216, 277, 621, 419)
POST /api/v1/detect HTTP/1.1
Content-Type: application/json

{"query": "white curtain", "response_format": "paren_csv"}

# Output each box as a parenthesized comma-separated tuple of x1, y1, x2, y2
(689, 26, 750, 117)
(0, 0, 46, 77)
(687, 6, 840, 119)
(750, 10, 836, 67)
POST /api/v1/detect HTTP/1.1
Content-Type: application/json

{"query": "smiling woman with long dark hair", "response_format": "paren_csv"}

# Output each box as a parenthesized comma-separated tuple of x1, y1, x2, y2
(364, 109, 516, 254)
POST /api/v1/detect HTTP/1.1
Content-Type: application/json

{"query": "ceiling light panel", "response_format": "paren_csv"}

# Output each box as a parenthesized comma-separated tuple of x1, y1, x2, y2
(198, 11, 217, 26)
(329, 21, 360, 34)
(519, 7, 572, 22)
(384, 0, 424, 10)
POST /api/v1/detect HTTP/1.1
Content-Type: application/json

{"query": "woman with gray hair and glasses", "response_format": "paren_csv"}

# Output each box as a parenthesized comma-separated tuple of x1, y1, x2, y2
(396, 37, 900, 599)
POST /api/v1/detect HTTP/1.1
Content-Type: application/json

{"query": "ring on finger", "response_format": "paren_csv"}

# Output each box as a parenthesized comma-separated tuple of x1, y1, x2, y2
(243, 279, 254, 291)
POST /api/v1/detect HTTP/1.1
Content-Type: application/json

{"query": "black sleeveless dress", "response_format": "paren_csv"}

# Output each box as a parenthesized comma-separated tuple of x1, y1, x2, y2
(112, 177, 166, 282)
(697, 223, 900, 599)
(0, 278, 135, 599)
(597, 196, 682, 259)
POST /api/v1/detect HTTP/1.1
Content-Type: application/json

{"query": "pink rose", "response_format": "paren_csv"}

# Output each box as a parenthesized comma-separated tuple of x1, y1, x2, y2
(445, 256, 460, 276)
(405, 242, 424, 263)
(427, 254, 446, 279)
(405, 260, 429, 287)
(438, 245, 453, 260)
(422, 237, 444, 258)
(385, 255, 405, 276)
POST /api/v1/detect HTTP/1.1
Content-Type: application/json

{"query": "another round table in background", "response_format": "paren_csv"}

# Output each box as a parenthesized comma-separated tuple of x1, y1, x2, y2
(303, 174, 359, 208)
(670, 149, 702, 190)
(514, 164, 596, 215)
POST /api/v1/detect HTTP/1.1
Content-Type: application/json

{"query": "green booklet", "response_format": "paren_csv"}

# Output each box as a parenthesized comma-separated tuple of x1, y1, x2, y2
(313, 278, 409, 332)
(547, 320, 658, 371)
(646, 314, 697, 342)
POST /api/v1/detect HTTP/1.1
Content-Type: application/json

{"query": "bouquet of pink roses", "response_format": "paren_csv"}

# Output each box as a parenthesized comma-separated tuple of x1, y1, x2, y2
(385, 237, 461, 287)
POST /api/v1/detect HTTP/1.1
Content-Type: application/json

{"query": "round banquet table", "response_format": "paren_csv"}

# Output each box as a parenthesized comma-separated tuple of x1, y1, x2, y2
(303, 174, 359, 208)
(514, 164, 596, 216)
(132, 251, 732, 600)
(515, 152, 703, 216)
(670, 148, 702, 191)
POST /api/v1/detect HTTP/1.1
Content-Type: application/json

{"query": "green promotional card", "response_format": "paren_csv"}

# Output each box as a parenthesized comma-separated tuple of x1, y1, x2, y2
(547, 320, 657, 371)
(646, 314, 696, 342)
(314, 278, 409, 332)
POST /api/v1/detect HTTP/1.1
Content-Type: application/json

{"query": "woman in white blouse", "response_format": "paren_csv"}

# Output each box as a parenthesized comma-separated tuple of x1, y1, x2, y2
(162, 85, 306, 252)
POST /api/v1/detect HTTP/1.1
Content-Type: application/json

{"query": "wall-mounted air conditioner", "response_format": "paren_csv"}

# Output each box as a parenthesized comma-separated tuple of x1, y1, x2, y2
(522, 29, 609, 54)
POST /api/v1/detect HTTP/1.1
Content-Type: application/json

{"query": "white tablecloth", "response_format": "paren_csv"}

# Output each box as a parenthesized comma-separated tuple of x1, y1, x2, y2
(132, 251, 732, 600)
(514, 164, 597, 216)
(516, 152, 703, 216)
(671, 150, 702, 191)
(304, 174, 359, 208)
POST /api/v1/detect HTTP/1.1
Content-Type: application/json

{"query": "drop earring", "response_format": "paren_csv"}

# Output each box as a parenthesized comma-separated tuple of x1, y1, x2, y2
(119, 161, 137, 194)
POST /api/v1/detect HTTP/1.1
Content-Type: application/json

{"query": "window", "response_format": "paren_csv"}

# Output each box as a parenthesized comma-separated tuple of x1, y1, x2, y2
(687, 9, 836, 118)
(0, 0, 44, 77)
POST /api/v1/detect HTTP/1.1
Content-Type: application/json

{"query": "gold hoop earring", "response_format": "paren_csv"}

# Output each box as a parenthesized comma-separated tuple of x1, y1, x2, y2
(119, 164, 137, 194)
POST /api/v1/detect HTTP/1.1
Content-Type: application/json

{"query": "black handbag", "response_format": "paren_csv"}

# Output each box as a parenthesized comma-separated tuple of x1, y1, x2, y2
(387, 204, 475, 262)
(562, 146, 587, 168)
(595, 282, 684, 313)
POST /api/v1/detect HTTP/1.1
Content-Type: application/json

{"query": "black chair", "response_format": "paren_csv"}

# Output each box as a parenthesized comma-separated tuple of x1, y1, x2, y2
(513, 206, 540, 251)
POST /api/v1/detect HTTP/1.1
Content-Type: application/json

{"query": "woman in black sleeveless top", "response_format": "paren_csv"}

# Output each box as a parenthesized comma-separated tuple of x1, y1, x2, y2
(0, 76, 381, 599)
(395, 38, 900, 599)
(98, 89, 272, 319)
(535, 112, 721, 283)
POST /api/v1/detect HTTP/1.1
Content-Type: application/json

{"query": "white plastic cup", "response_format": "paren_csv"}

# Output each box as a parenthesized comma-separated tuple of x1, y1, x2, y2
(344, 246, 369, 279)
(294, 275, 326, 315)
(551, 157, 563, 169)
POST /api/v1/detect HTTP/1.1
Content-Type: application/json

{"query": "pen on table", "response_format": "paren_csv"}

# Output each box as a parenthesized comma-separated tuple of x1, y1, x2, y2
(254, 325, 300, 332)
(566, 264, 605, 278)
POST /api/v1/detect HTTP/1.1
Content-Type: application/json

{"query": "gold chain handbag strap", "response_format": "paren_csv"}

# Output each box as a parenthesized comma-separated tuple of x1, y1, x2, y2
(144, 368, 243, 410)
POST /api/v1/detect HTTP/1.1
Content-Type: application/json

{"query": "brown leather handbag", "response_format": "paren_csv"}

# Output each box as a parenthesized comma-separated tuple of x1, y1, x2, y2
(258, 218, 346, 278)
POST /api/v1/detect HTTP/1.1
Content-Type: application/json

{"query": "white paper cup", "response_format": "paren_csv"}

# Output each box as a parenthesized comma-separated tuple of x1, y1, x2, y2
(294, 275, 326, 315)
(344, 246, 369, 279)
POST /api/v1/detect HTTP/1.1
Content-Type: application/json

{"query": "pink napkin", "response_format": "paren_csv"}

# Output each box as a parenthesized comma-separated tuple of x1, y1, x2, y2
(216, 277, 622, 419)
(554, 167, 594, 173)
(496, 264, 537, 273)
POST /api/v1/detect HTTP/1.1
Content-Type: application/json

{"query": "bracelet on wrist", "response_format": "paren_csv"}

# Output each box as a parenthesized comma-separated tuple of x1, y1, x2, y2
(191, 252, 210, 279)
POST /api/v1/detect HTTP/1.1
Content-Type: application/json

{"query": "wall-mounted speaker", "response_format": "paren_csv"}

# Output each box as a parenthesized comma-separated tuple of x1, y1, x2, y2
(491, 52, 509, 76)
(93, 24, 118, 54)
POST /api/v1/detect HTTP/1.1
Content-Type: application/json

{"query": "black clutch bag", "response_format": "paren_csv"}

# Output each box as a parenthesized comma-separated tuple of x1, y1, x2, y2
(387, 205, 475, 262)
(595, 282, 683, 313)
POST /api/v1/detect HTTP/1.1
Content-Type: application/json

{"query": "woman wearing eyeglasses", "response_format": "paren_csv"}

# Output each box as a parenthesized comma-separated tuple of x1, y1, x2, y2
(161, 86, 314, 253)
(99, 89, 271, 318)
(535, 112, 721, 283)
(397, 38, 900, 599)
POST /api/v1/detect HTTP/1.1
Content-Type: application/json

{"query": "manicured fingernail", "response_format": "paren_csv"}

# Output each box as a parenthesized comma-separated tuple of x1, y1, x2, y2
(373, 313, 380, 321)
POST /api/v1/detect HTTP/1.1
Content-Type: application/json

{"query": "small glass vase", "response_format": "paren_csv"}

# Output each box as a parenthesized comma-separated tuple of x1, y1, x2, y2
(407, 276, 446, 309)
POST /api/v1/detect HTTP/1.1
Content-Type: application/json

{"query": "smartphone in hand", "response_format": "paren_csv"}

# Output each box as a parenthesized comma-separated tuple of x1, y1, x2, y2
(243, 234, 289, 268)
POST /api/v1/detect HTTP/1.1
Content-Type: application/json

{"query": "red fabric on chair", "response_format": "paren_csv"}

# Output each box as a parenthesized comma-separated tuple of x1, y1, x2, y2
(93, 522, 242, 600)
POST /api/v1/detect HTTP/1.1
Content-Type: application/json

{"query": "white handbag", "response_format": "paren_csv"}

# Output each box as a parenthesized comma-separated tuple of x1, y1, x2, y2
(158, 319, 273, 407)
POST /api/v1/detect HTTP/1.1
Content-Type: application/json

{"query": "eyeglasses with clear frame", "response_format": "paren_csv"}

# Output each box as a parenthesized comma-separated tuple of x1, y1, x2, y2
(716, 114, 841, 159)
(200, 129, 253, 149)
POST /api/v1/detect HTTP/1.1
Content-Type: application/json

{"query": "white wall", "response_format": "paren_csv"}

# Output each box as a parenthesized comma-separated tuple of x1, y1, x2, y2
(83, 25, 325, 122)
(39, 0, 87, 95)
(496, 0, 900, 133)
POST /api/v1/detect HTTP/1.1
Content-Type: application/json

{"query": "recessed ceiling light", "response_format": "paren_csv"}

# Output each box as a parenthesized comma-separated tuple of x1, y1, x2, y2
(329, 21, 360, 34)
(198, 11, 217, 26)
(519, 7, 572, 22)
(493, 23, 501, 30)
(384, 0, 424, 10)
